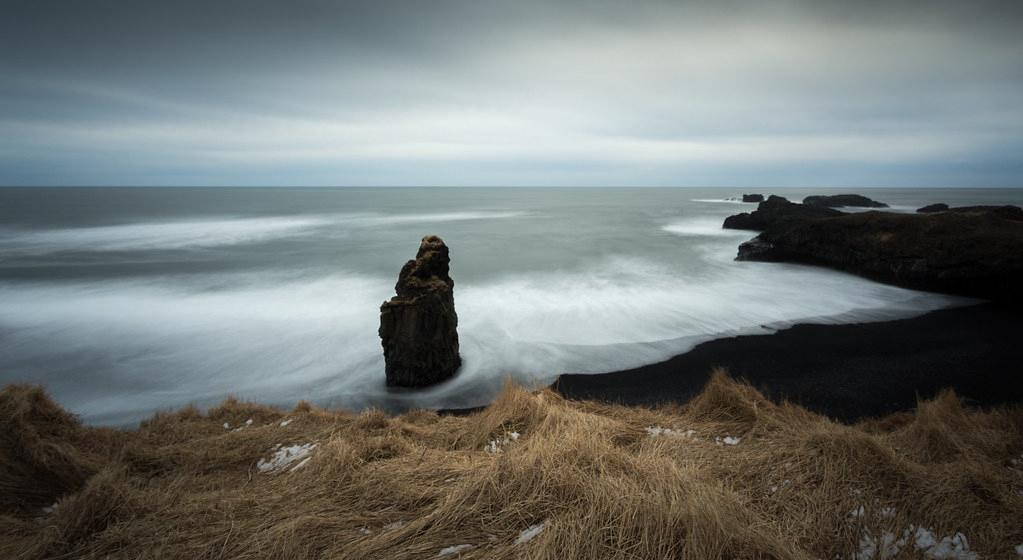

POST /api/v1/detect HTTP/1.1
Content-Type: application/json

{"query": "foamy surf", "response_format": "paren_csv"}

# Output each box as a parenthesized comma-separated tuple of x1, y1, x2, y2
(0, 211, 527, 255)
(0, 253, 963, 425)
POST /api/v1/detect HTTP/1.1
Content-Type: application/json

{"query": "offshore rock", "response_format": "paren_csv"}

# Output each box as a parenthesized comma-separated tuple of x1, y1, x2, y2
(379, 236, 461, 387)
(802, 194, 888, 208)
(742, 193, 765, 203)
(723, 195, 843, 231)
(917, 203, 949, 213)
(736, 206, 1023, 305)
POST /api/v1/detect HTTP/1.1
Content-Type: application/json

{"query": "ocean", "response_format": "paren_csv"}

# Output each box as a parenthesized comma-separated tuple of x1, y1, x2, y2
(1, 187, 1020, 425)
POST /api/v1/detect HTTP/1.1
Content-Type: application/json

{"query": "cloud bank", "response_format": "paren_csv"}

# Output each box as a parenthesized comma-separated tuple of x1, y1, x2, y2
(2, 0, 1022, 186)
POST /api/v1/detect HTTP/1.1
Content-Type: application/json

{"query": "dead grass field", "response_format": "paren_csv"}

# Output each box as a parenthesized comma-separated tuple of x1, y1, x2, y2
(2, 370, 1022, 559)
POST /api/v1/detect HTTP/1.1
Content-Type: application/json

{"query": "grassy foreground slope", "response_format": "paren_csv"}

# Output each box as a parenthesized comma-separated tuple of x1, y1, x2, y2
(2, 371, 1022, 559)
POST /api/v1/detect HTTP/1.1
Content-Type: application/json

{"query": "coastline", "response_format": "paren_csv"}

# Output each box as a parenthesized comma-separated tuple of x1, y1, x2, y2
(553, 302, 1023, 422)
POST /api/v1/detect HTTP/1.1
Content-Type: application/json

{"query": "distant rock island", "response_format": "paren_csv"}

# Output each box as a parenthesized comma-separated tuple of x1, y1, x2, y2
(379, 235, 461, 387)
(802, 194, 888, 208)
(741, 193, 764, 203)
(723, 195, 841, 230)
(916, 203, 949, 213)
(724, 197, 1023, 305)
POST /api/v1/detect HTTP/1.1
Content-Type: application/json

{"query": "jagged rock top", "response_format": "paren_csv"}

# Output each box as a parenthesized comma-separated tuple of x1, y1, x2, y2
(723, 195, 843, 231)
(802, 194, 888, 208)
(392, 235, 454, 299)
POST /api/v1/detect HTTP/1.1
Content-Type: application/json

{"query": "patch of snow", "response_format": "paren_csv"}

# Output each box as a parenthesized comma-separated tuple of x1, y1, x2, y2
(913, 527, 976, 560)
(515, 521, 546, 544)
(223, 422, 230, 430)
(880, 507, 896, 519)
(645, 426, 695, 438)
(256, 442, 317, 474)
(245, 418, 253, 426)
(715, 436, 741, 446)
(41, 502, 58, 515)
(279, 419, 293, 427)
(852, 529, 908, 560)
(437, 544, 473, 556)
(849, 506, 865, 519)
(485, 431, 523, 453)
(853, 526, 977, 560)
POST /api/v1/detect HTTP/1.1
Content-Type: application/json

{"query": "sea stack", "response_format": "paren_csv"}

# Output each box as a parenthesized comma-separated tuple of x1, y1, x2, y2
(379, 235, 461, 387)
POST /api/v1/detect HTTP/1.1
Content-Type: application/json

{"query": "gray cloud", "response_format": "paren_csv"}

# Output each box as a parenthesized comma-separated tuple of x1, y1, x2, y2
(2, 0, 1022, 186)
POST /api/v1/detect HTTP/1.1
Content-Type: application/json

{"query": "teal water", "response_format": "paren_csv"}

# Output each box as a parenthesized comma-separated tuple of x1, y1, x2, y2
(1, 187, 1020, 425)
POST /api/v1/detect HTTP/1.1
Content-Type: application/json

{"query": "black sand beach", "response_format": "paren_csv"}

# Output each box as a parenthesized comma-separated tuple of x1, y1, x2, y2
(554, 303, 1023, 422)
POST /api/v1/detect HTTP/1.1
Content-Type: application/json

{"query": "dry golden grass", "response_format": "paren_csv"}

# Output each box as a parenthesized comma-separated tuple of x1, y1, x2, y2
(1, 370, 1022, 559)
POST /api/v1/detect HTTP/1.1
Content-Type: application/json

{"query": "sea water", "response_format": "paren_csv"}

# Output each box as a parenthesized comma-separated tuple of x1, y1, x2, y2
(1, 187, 1020, 425)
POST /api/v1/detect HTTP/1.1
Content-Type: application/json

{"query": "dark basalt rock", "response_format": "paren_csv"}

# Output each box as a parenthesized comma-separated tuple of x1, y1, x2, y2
(917, 203, 949, 213)
(722, 195, 843, 231)
(803, 194, 888, 208)
(379, 235, 461, 387)
(742, 193, 764, 203)
(736, 206, 1023, 305)
(948, 205, 1023, 221)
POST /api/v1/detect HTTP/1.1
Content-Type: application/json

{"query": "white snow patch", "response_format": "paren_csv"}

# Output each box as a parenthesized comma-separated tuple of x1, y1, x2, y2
(279, 419, 293, 427)
(852, 526, 976, 560)
(852, 529, 908, 560)
(515, 521, 547, 544)
(645, 426, 695, 438)
(768, 480, 791, 494)
(256, 442, 317, 474)
(715, 436, 741, 446)
(913, 527, 976, 560)
(232, 418, 255, 432)
(223, 422, 230, 430)
(848, 506, 865, 519)
(485, 431, 521, 453)
(437, 544, 473, 556)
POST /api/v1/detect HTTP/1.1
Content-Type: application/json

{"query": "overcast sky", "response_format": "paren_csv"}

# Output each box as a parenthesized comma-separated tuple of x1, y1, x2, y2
(2, 0, 1022, 187)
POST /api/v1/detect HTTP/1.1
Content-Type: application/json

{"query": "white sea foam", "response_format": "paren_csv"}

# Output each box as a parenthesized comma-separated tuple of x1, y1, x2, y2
(0, 245, 964, 425)
(0, 211, 526, 254)
(0, 216, 327, 253)
(661, 218, 757, 237)
(690, 198, 750, 205)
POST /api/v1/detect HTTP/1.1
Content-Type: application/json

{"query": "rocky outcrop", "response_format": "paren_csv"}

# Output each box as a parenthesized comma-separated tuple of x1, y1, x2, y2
(722, 195, 843, 231)
(949, 205, 1023, 221)
(735, 206, 1023, 305)
(379, 236, 461, 387)
(742, 194, 764, 203)
(916, 203, 949, 213)
(803, 194, 888, 208)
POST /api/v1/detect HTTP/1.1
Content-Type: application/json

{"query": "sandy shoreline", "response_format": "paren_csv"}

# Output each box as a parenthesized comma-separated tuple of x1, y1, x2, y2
(554, 302, 1023, 422)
